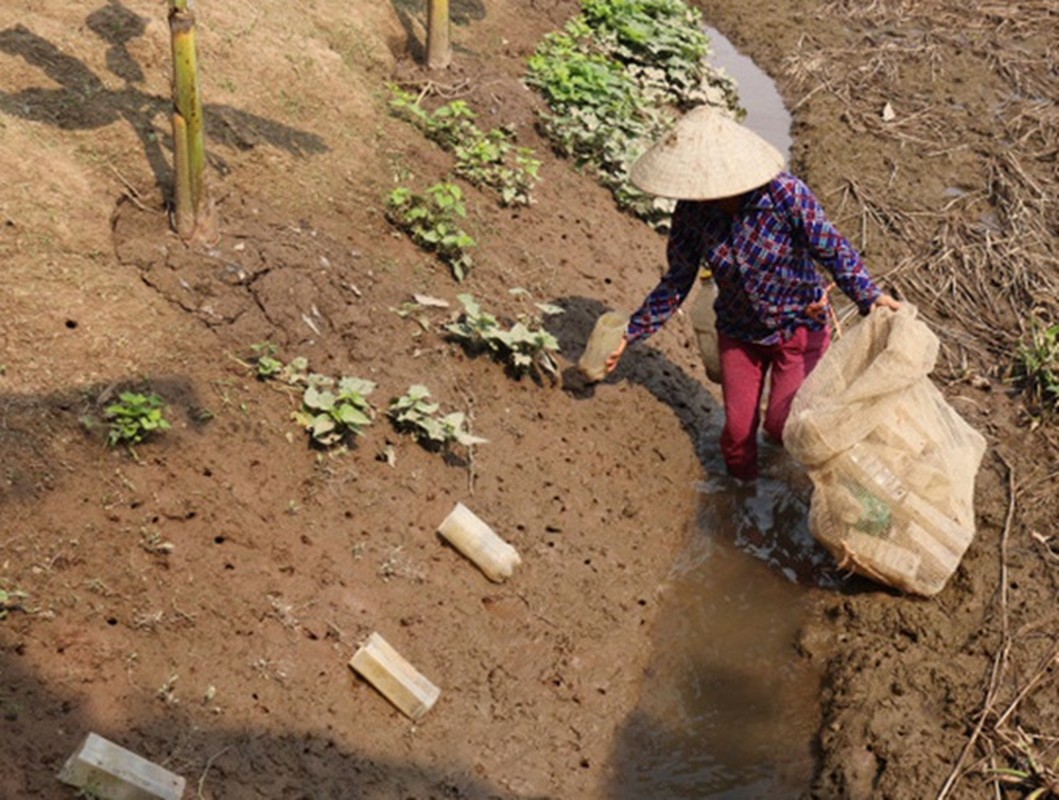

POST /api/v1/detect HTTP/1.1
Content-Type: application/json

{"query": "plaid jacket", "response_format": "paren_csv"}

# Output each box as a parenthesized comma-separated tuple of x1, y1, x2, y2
(626, 171, 881, 346)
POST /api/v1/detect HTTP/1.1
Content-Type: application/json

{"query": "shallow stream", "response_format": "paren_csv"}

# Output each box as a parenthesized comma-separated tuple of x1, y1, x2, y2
(610, 455, 836, 797)
(608, 29, 832, 798)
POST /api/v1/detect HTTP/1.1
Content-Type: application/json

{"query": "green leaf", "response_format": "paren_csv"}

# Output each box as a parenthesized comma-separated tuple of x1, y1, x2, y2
(311, 415, 336, 438)
(418, 417, 446, 441)
(303, 386, 335, 411)
(337, 376, 376, 398)
(335, 405, 372, 428)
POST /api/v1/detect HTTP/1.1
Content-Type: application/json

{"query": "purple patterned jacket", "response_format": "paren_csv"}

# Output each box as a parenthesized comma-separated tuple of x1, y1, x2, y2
(626, 171, 881, 346)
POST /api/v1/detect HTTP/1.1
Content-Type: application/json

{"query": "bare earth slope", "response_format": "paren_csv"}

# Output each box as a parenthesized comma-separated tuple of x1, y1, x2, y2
(0, 1, 1056, 799)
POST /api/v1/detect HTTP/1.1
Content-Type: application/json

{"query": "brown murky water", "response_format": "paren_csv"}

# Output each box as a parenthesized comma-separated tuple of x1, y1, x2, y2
(608, 30, 825, 798)
(609, 450, 834, 798)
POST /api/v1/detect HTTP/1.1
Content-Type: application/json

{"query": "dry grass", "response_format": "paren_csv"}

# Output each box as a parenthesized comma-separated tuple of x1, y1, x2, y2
(784, 0, 1059, 378)
(937, 458, 1059, 800)
(782, 4, 1059, 794)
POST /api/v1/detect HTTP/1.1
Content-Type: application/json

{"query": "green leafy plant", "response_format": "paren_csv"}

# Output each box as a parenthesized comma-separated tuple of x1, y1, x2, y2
(525, 0, 740, 224)
(446, 294, 561, 380)
(388, 385, 487, 449)
(292, 375, 377, 446)
(243, 348, 372, 447)
(390, 91, 476, 148)
(104, 392, 171, 446)
(390, 88, 541, 206)
(455, 130, 541, 207)
(250, 341, 284, 378)
(247, 343, 308, 385)
(0, 587, 26, 620)
(1013, 312, 1059, 417)
(387, 183, 477, 281)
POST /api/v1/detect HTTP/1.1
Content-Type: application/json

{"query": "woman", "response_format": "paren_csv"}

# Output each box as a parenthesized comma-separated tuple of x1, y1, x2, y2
(605, 106, 900, 481)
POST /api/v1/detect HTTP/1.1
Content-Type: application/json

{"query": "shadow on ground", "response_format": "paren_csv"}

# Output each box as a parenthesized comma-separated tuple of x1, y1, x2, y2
(0, 8, 328, 202)
(0, 642, 531, 799)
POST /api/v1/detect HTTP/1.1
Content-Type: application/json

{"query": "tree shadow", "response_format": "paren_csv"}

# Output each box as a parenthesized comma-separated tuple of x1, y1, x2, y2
(547, 294, 720, 469)
(86, 0, 147, 84)
(0, 639, 543, 799)
(0, 6, 328, 204)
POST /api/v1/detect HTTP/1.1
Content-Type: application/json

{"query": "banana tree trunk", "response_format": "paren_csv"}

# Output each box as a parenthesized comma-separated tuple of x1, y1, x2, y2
(426, 0, 451, 70)
(168, 0, 215, 242)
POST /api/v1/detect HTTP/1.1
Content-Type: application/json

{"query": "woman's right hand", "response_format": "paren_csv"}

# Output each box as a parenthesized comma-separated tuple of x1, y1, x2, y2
(604, 336, 628, 374)
(873, 294, 901, 312)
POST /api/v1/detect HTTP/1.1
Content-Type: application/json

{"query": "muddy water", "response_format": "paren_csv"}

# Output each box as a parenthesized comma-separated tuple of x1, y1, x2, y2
(607, 31, 822, 798)
(609, 448, 835, 798)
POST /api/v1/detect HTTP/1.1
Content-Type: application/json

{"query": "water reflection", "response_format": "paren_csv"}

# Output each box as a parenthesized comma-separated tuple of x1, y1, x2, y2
(704, 26, 793, 158)
(694, 443, 840, 589)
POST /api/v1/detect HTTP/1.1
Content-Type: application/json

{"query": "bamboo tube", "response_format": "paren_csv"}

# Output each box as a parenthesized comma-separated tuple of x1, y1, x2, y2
(426, 0, 452, 70)
(58, 732, 186, 800)
(171, 112, 193, 239)
(438, 503, 521, 582)
(168, 1, 211, 240)
(579, 311, 629, 383)
(350, 632, 440, 720)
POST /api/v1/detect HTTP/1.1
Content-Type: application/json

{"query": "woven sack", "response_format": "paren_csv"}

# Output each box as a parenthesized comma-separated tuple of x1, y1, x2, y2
(784, 305, 986, 596)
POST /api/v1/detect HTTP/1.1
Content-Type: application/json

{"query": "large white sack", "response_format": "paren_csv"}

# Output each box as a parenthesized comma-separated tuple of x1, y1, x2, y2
(784, 305, 986, 596)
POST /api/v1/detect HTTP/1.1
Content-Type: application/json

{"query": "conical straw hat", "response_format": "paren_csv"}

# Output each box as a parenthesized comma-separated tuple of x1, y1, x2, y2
(630, 105, 785, 200)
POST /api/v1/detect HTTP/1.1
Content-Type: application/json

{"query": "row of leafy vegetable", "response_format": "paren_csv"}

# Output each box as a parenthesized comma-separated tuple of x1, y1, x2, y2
(386, 0, 742, 286)
(95, 0, 743, 458)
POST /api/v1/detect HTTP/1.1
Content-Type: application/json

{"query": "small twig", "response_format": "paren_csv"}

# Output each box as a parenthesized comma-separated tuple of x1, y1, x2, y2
(454, 380, 479, 495)
(992, 643, 1059, 731)
(790, 83, 826, 111)
(111, 168, 152, 213)
(516, 592, 558, 628)
(197, 746, 231, 799)
(390, 77, 472, 102)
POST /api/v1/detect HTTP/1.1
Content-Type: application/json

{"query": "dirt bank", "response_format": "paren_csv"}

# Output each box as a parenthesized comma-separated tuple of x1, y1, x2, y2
(0, 0, 1056, 798)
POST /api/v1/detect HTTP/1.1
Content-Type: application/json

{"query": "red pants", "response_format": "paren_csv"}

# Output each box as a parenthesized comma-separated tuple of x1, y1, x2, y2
(718, 326, 831, 481)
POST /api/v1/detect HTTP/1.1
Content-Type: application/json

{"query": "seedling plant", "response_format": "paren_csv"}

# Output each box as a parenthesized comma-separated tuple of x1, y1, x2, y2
(987, 740, 1059, 800)
(387, 183, 477, 281)
(249, 342, 310, 385)
(104, 391, 171, 447)
(247, 345, 375, 447)
(1013, 311, 1059, 417)
(250, 341, 284, 379)
(0, 587, 26, 620)
(292, 375, 377, 447)
(388, 384, 487, 451)
(390, 88, 541, 206)
(525, 0, 740, 224)
(446, 293, 561, 380)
